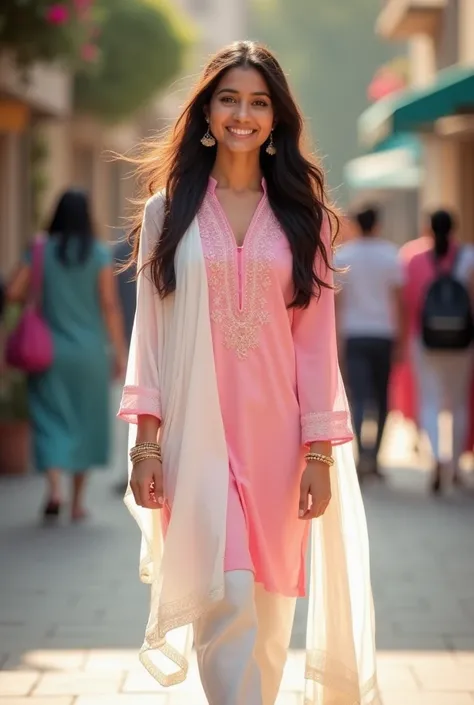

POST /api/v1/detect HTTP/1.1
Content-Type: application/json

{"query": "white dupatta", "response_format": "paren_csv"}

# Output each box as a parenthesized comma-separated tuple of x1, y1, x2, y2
(123, 194, 380, 704)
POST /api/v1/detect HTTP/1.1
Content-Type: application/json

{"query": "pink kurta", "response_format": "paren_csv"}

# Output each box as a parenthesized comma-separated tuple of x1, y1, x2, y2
(120, 178, 353, 599)
(197, 178, 352, 597)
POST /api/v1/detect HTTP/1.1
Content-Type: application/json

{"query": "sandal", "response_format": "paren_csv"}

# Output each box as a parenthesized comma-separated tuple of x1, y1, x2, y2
(42, 500, 62, 520)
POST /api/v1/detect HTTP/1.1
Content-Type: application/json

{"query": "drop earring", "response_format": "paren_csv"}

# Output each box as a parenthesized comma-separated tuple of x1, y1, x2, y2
(201, 118, 216, 148)
(266, 130, 276, 156)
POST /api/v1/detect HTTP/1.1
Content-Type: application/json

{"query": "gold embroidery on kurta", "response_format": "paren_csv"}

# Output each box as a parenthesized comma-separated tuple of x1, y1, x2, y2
(199, 196, 282, 359)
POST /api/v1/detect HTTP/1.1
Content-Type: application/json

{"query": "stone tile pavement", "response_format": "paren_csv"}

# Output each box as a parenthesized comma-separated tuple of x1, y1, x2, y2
(1, 416, 474, 704)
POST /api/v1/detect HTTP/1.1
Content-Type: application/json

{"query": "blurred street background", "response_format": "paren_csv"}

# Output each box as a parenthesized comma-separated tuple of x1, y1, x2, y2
(2, 1, 474, 704)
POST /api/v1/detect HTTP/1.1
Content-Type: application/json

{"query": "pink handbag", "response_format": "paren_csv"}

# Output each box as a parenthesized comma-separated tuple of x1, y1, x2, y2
(6, 235, 54, 373)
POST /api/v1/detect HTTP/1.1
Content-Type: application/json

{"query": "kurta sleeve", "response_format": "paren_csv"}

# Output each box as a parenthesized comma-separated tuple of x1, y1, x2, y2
(292, 218, 353, 446)
(117, 194, 164, 424)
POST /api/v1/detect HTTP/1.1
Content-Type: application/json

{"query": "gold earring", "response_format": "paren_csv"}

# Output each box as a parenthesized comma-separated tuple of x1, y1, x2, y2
(266, 131, 276, 156)
(201, 118, 216, 148)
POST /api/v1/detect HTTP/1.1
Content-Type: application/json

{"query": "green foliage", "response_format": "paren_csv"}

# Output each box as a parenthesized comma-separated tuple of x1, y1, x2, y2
(75, 0, 192, 123)
(0, 1, 97, 68)
(0, 305, 28, 422)
(250, 0, 401, 204)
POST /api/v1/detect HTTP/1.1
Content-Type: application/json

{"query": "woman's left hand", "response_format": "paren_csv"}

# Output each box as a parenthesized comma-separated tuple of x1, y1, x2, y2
(298, 461, 332, 520)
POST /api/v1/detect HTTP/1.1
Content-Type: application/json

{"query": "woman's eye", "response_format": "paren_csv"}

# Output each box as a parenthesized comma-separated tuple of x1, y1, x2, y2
(254, 100, 269, 107)
(221, 96, 236, 104)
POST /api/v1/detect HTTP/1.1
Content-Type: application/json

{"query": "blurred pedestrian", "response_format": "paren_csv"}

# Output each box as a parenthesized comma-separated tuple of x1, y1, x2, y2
(6, 189, 127, 521)
(335, 206, 405, 478)
(403, 210, 474, 493)
(117, 41, 378, 705)
(390, 233, 433, 452)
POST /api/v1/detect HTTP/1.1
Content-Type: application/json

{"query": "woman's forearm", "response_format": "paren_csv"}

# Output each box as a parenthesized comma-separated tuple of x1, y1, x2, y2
(309, 440, 333, 457)
(136, 414, 161, 444)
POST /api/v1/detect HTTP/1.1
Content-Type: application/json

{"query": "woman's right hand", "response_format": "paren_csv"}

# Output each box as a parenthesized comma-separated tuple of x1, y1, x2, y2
(130, 457, 164, 509)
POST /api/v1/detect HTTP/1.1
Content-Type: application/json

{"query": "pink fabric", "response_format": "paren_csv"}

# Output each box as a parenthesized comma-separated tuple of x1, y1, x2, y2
(200, 178, 351, 596)
(120, 179, 353, 597)
(390, 237, 457, 421)
(389, 236, 432, 420)
(118, 384, 161, 424)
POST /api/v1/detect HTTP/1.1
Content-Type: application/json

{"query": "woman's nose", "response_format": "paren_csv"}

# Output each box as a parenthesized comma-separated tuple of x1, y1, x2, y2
(234, 101, 250, 120)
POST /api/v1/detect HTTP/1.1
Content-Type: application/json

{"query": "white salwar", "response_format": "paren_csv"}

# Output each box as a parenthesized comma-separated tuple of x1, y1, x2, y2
(122, 195, 380, 704)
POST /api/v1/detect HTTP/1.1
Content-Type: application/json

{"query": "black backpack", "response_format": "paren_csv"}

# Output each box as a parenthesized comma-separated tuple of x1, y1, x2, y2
(421, 248, 474, 350)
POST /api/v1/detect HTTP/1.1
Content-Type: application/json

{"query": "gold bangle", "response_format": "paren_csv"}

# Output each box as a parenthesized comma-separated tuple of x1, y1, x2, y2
(130, 447, 161, 458)
(130, 449, 162, 459)
(130, 445, 162, 463)
(130, 442, 161, 458)
(130, 452, 162, 465)
(132, 442, 161, 451)
(305, 452, 334, 467)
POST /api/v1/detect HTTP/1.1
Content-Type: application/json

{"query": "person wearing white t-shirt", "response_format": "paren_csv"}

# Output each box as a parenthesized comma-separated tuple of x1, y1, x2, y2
(335, 207, 405, 477)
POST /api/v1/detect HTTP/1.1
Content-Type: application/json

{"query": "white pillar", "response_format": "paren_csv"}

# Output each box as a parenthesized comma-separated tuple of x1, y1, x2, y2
(41, 120, 72, 224)
(459, 0, 474, 66)
(419, 136, 461, 216)
(0, 133, 22, 276)
(408, 35, 437, 88)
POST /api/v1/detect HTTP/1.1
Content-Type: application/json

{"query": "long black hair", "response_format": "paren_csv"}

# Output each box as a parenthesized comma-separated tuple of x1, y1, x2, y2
(430, 209, 454, 260)
(47, 189, 94, 265)
(129, 40, 339, 309)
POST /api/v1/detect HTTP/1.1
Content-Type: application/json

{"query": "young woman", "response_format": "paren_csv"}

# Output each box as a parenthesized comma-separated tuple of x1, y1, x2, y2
(7, 189, 127, 520)
(404, 210, 474, 492)
(118, 41, 378, 705)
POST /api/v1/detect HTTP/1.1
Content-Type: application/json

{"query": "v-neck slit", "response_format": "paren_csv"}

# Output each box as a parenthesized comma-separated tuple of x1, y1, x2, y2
(210, 189, 266, 251)
(197, 188, 283, 359)
(207, 182, 268, 314)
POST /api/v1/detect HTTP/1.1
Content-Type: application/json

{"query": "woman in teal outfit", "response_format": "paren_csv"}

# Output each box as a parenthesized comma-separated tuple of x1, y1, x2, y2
(7, 190, 127, 521)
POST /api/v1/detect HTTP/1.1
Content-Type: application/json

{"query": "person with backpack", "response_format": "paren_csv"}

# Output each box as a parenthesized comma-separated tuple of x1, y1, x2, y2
(404, 210, 474, 493)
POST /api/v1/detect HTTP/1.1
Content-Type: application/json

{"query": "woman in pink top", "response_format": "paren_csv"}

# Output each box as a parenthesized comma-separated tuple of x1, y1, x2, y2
(117, 42, 378, 705)
(403, 211, 474, 492)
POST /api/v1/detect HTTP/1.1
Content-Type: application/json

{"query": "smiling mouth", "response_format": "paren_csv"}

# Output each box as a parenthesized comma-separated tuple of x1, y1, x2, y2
(226, 127, 257, 137)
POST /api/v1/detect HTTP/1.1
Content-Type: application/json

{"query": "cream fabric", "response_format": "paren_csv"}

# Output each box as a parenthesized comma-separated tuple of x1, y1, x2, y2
(194, 570, 262, 705)
(193, 571, 297, 705)
(254, 583, 297, 704)
(123, 193, 380, 704)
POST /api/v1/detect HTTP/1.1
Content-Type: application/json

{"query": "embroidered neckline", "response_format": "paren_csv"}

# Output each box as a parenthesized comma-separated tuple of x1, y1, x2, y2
(198, 193, 282, 359)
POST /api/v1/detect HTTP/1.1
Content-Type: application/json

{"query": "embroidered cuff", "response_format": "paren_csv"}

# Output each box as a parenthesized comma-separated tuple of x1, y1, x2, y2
(301, 410, 353, 446)
(117, 384, 161, 424)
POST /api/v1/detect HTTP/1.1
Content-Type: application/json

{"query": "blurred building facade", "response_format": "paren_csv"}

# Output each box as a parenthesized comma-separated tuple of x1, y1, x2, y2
(350, 0, 474, 243)
(0, 0, 249, 279)
(0, 54, 141, 278)
(0, 58, 70, 275)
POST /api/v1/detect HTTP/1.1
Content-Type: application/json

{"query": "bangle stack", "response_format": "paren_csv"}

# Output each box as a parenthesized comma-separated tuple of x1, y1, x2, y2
(130, 442, 162, 466)
(305, 452, 334, 467)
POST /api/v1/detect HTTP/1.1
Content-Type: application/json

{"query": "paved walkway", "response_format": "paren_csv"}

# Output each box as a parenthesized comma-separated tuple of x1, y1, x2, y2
(1, 417, 474, 704)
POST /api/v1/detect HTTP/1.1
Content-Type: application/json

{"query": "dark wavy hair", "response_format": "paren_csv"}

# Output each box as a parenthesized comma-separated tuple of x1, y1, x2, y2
(129, 40, 339, 308)
(48, 189, 94, 265)
(430, 209, 454, 260)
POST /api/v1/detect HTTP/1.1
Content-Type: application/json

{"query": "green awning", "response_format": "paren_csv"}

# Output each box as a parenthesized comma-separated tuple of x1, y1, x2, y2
(344, 133, 422, 191)
(359, 65, 474, 148)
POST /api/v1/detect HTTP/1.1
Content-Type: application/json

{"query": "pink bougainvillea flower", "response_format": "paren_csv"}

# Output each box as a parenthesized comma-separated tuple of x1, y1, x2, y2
(80, 43, 99, 62)
(45, 4, 69, 25)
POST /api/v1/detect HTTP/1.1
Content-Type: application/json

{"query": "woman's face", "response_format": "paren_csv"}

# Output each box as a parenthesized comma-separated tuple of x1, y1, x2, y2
(207, 66, 274, 154)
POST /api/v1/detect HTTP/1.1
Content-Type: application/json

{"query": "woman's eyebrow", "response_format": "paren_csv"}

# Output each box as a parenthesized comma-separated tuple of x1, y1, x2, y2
(215, 88, 271, 98)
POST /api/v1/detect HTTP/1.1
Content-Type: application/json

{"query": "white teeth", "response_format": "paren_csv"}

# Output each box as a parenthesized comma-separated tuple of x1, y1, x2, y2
(227, 127, 254, 135)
